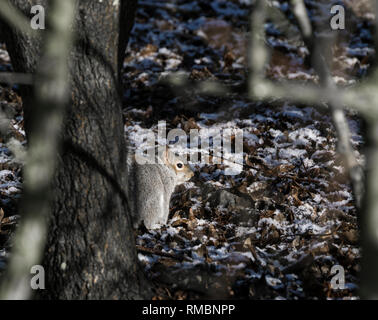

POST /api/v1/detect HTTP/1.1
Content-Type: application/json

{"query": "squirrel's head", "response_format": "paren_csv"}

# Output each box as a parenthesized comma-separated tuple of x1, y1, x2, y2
(163, 148, 194, 184)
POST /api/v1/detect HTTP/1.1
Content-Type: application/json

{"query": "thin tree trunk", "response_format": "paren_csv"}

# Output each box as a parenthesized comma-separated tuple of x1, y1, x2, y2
(0, 0, 76, 300)
(360, 122, 378, 299)
(3, 0, 150, 299)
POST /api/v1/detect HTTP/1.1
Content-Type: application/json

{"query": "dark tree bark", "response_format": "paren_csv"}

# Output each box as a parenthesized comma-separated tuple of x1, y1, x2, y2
(2, 0, 151, 299)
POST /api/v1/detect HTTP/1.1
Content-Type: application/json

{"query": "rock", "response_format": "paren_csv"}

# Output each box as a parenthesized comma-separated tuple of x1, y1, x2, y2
(208, 189, 254, 209)
(202, 185, 258, 226)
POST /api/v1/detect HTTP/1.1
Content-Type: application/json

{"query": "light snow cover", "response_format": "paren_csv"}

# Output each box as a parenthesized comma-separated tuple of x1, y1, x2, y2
(121, 0, 367, 300)
(1, 0, 369, 300)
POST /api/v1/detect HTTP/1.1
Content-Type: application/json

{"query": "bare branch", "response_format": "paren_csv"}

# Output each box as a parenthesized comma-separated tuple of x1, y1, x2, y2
(249, 0, 268, 87)
(290, 0, 312, 40)
(329, 105, 364, 207)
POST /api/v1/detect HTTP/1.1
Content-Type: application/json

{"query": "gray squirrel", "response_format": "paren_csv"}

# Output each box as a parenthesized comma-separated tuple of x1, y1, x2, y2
(126, 146, 194, 229)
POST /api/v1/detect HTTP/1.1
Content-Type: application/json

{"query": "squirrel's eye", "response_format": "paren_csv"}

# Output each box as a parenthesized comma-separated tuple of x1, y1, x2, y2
(177, 163, 183, 169)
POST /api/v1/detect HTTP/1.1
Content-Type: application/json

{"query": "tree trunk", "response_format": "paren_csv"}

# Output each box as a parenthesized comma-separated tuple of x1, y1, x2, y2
(360, 123, 378, 299)
(3, 0, 150, 299)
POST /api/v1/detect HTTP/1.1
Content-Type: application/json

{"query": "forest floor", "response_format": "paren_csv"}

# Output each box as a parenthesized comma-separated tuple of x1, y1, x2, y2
(0, 0, 374, 299)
